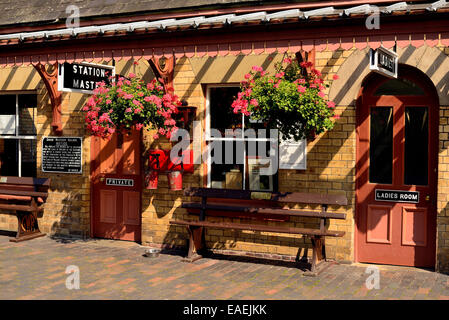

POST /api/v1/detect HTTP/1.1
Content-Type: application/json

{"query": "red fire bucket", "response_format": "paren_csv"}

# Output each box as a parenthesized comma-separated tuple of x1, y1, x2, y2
(145, 170, 159, 190)
(167, 171, 182, 191)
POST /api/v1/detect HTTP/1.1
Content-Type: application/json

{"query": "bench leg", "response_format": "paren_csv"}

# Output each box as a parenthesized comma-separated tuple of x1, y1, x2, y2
(306, 236, 324, 276)
(10, 211, 46, 243)
(182, 226, 204, 263)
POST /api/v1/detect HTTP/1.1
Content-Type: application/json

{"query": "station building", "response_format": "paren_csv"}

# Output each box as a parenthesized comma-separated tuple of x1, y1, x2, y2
(1, 0, 449, 272)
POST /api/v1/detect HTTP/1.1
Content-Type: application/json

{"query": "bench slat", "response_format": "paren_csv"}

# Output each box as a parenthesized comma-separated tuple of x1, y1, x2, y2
(0, 176, 50, 187)
(0, 203, 41, 212)
(184, 188, 347, 206)
(170, 219, 345, 237)
(182, 202, 346, 219)
(0, 189, 49, 198)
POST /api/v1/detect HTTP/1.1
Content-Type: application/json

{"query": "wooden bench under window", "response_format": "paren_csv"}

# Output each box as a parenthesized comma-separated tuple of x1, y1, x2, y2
(0, 176, 51, 242)
(169, 187, 348, 274)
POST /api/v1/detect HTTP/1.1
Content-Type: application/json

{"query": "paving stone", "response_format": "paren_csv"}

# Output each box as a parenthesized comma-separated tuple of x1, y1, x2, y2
(2, 235, 449, 300)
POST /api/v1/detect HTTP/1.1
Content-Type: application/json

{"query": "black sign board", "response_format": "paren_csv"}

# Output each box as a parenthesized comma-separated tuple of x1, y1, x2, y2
(58, 62, 115, 94)
(106, 178, 134, 187)
(369, 46, 398, 79)
(375, 189, 419, 204)
(42, 137, 82, 174)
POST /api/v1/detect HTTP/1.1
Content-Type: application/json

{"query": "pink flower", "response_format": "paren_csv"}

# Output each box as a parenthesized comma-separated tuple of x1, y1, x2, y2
(153, 134, 160, 139)
(144, 96, 151, 102)
(250, 99, 258, 107)
(318, 91, 325, 98)
(135, 123, 143, 130)
(283, 58, 292, 64)
(124, 93, 134, 99)
(334, 114, 340, 119)
(327, 101, 335, 109)
(125, 80, 131, 86)
(125, 107, 132, 113)
(275, 72, 285, 78)
(333, 74, 339, 80)
(106, 99, 112, 105)
(244, 73, 251, 79)
(297, 86, 306, 93)
(252, 66, 263, 72)
(134, 108, 142, 114)
(129, 73, 136, 79)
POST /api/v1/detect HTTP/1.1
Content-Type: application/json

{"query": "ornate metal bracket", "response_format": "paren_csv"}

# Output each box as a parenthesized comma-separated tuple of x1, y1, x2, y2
(296, 49, 316, 74)
(148, 56, 175, 93)
(34, 64, 63, 135)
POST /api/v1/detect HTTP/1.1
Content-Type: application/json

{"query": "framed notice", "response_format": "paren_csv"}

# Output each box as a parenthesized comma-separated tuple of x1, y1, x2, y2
(42, 137, 82, 174)
(246, 156, 273, 192)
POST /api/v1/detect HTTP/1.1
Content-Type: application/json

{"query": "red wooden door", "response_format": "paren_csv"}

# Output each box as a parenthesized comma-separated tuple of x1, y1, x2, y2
(91, 130, 142, 242)
(356, 68, 438, 267)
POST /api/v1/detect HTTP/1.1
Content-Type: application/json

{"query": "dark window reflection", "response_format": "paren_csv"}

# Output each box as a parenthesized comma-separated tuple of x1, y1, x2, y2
(370, 107, 393, 184)
(404, 107, 428, 185)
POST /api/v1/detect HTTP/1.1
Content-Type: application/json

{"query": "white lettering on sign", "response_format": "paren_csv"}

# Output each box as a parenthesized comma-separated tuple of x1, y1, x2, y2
(375, 189, 419, 203)
(106, 178, 134, 187)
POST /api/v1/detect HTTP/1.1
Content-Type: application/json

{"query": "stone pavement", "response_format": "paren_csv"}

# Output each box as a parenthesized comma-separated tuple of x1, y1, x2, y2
(1, 234, 449, 300)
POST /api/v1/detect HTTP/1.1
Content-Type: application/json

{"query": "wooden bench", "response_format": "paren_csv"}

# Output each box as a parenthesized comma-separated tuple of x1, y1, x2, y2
(170, 187, 347, 274)
(0, 176, 51, 242)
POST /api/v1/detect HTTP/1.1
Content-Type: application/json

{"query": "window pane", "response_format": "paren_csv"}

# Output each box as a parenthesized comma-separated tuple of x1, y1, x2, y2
(374, 78, 425, 96)
(18, 94, 37, 136)
(404, 107, 428, 185)
(370, 107, 393, 184)
(210, 140, 244, 189)
(209, 87, 241, 135)
(0, 139, 18, 176)
(0, 95, 16, 115)
(246, 141, 272, 191)
(0, 95, 16, 136)
(21, 139, 37, 177)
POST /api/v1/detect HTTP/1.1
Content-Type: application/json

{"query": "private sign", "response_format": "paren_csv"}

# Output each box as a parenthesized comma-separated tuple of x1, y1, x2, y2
(106, 178, 134, 187)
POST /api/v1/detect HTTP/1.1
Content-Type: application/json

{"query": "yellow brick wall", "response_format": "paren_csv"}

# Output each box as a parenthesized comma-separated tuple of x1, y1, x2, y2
(2, 46, 449, 269)
(141, 53, 354, 262)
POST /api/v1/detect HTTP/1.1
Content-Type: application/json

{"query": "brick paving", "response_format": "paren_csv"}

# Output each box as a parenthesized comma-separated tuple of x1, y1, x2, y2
(1, 235, 449, 300)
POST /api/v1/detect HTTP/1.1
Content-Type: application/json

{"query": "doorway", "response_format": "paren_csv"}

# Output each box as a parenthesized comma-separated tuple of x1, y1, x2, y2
(356, 65, 438, 267)
(91, 130, 142, 242)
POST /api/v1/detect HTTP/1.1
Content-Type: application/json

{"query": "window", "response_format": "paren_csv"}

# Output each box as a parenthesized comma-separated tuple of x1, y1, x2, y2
(0, 93, 37, 177)
(206, 85, 278, 191)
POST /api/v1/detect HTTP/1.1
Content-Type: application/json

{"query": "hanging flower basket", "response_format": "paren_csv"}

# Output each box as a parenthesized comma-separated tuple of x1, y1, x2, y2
(232, 57, 339, 141)
(82, 72, 181, 139)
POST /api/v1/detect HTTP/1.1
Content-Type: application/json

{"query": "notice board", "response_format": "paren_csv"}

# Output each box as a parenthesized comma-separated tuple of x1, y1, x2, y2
(42, 137, 82, 174)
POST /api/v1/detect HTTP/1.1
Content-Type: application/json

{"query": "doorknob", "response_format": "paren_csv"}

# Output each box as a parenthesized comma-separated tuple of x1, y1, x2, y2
(100, 176, 105, 182)
(425, 195, 430, 202)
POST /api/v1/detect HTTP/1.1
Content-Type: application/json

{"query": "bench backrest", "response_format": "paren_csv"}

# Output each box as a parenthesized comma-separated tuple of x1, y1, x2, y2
(0, 176, 51, 198)
(184, 188, 347, 206)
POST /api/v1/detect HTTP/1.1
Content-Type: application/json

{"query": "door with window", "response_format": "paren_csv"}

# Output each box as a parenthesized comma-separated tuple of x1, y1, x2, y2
(91, 130, 142, 242)
(356, 67, 438, 267)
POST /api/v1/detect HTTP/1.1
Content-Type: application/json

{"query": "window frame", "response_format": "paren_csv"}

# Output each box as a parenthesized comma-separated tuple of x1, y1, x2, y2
(205, 84, 277, 190)
(0, 91, 37, 177)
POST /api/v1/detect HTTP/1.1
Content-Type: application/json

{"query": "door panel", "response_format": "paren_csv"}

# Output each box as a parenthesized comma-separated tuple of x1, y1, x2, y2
(356, 68, 437, 267)
(366, 205, 392, 244)
(123, 191, 140, 226)
(92, 130, 142, 242)
(100, 190, 117, 223)
(401, 207, 427, 247)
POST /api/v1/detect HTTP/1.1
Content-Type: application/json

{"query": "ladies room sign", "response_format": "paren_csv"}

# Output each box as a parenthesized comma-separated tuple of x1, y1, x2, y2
(42, 137, 82, 174)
